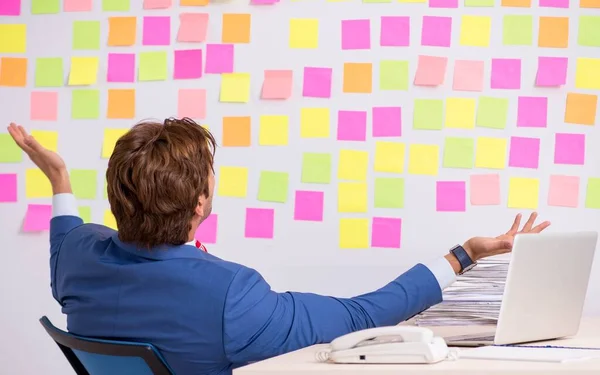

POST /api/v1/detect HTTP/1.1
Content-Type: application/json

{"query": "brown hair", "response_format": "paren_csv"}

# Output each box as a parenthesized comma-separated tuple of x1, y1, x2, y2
(106, 118, 216, 248)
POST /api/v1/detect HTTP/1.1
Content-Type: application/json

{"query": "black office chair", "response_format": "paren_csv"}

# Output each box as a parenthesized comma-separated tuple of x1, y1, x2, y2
(39, 316, 175, 375)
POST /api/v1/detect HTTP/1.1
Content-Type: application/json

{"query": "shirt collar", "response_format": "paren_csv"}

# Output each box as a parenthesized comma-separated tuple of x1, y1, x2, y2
(111, 234, 205, 261)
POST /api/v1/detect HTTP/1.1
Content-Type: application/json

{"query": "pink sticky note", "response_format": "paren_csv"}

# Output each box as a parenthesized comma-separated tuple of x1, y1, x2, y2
(380, 16, 409, 47)
(294, 190, 324, 221)
(517, 96, 547, 128)
(303, 67, 332, 98)
(429, 0, 458, 7)
(341, 19, 371, 50)
(174, 49, 203, 79)
(178, 89, 206, 119)
(23, 204, 52, 232)
(536, 57, 568, 86)
(540, 0, 569, 7)
(436, 181, 466, 212)
(144, 0, 172, 9)
(143, 16, 171, 46)
(245, 208, 274, 239)
(372, 107, 401, 137)
(0, 174, 17, 202)
(0, 0, 20, 15)
(509, 136, 540, 169)
(30, 91, 58, 121)
(548, 175, 579, 207)
(414, 55, 447, 86)
(470, 174, 500, 205)
(107, 53, 135, 83)
(205, 44, 234, 74)
(195, 213, 217, 243)
(421, 16, 452, 47)
(64, 0, 92, 11)
(371, 217, 402, 248)
(262, 70, 293, 99)
(177, 13, 208, 43)
(337, 110, 367, 141)
(453, 60, 484, 91)
(491, 58, 521, 89)
(554, 133, 585, 165)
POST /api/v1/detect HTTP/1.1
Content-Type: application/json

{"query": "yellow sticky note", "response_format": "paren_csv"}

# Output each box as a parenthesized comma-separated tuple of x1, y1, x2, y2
(339, 218, 369, 249)
(300, 108, 330, 138)
(68, 57, 99, 85)
(0, 24, 26, 53)
(220, 73, 250, 103)
(78, 206, 92, 223)
(475, 137, 507, 169)
(31, 130, 58, 152)
(408, 144, 439, 175)
(460, 16, 492, 47)
(338, 182, 368, 212)
(104, 210, 118, 230)
(218, 166, 248, 197)
(102, 129, 129, 159)
(289, 18, 319, 49)
(445, 98, 476, 129)
(259, 115, 289, 145)
(25, 169, 52, 198)
(575, 58, 600, 90)
(508, 177, 539, 209)
(374, 141, 405, 173)
(338, 150, 369, 181)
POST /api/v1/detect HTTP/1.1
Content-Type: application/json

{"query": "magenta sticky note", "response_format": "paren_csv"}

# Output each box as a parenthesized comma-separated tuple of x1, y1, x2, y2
(536, 57, 568, 86)
(195, 213, 217, 243)
(174, 49, 202, 79)
(294, 190, 324, 221)
(178, 89, 206, 119)
(415, 55, 448, 86)
(262, 70, 293, 99)
(245, 208, 275, 239)
(144, 0, 172, 9)
(380, 16, 409, 47)
(23, 204, 52, 232)
(372, 107, 401, 137)
(421, 16, 452, 47)
(554, 133, 585, 165)
(143, 16, 171, 46)
(548, 175, 579, 207)
(0, 174, 17, 202)
(177, 13, 208, 43)
(0, 0, 20, 15)
(539, 0, 569, 7)
(341, 19, 370, 50)
(107, 53, 135, 83)
(453, 60, 484, 92)
(337, 110, 367, 141)
(470, 174, 500, 205)
(491, 58, 521, 89)
(436, 181, 466, 212)
(30, 91, 58, 121)
(429, 0, 458, 7)
(302, 67, 332, 98)
(509, 136, 540, 169)
(205, 44, 234, 74)
(517, 96, 547, 128)
(371, 217, 402, 248)
(64, 0, 92, 11)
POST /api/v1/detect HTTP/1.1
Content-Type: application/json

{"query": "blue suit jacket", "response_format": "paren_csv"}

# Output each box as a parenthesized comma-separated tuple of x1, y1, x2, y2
(50, 215, 443, 375)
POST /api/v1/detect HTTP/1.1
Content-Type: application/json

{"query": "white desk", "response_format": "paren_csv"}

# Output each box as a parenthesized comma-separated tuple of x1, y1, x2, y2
(234, 318, 600, 375)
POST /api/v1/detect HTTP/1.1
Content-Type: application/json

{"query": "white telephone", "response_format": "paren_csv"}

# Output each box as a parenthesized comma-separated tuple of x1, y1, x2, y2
(316, 326, 454, 364)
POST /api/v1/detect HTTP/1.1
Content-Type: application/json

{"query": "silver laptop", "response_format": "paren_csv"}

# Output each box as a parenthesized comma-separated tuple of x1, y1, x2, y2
(445, 231, 598, 347)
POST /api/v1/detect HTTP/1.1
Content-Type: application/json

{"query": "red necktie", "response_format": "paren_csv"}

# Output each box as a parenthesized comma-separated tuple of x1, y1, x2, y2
(195, 240, 208, 252)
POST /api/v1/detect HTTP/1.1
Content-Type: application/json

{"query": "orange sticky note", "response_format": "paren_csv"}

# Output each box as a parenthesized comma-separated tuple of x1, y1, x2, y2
(0, 57, 27, 87)
(565, 93, 597, 126)
(538, 17, 569, 48)
(343, 63, 372, 93)
(501, 0, 531, 6)
(108, 17, 137, 46)
(181, 0, 208, 4)
(107, 89, 135, 119)
(222, 13, 251, 44)
(580, 0, 600, 7)
(222, 116, 251, 147)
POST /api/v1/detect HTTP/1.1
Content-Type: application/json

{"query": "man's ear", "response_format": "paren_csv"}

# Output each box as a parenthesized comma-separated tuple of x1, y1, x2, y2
(195, 197, 205, 216)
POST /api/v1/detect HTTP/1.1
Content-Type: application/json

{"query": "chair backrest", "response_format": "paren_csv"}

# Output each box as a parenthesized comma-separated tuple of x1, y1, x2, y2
(39, 316, 175, 375)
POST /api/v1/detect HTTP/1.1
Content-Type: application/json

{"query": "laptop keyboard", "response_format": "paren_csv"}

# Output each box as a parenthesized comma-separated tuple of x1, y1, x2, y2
(453, 335, 495, 342)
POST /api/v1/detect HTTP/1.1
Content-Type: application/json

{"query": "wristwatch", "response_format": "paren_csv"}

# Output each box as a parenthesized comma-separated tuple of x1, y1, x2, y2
(449, 245, 477, 275)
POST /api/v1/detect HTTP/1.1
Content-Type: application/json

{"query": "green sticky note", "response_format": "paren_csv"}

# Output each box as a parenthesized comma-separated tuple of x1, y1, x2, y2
(579, 16, 600, 47)
(380, 60, 409, 91)
(413, 99, 443, 130)
(78, 206, 92, 223)
(35, 58, 63, 87)
(443, 137, 474, 169)
(258, 171, 289, 203)
(476, 97, 508, 129)
(71, 169, 98, 199)
(465, 0, 494, 5)
(139, 52, 168, 81)
(102, 0, 130, 11)
(585, 178, 600, 209)
(72, 89, 100, 119)
(73, 21, 101, 50)
(0, 134, 22, 163)
(302, 153, 331, 184)
(374, 178, 405, 209)
(503, 15, 532, 46)
(32, 0, 59, 14)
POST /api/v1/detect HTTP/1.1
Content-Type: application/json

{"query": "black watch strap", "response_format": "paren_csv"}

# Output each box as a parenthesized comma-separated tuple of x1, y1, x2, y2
(450, 245, 476, 274)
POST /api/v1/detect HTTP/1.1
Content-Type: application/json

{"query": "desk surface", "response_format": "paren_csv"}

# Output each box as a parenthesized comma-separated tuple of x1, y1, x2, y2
(234, 318, 600, 375)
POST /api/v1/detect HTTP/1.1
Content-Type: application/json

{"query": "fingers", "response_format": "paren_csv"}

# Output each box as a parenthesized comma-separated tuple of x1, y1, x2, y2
(530, 221, 551, 233)
(507, 213, 521, 235)
(7, 123, 32, 153)
(522, 212, 538, 232)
